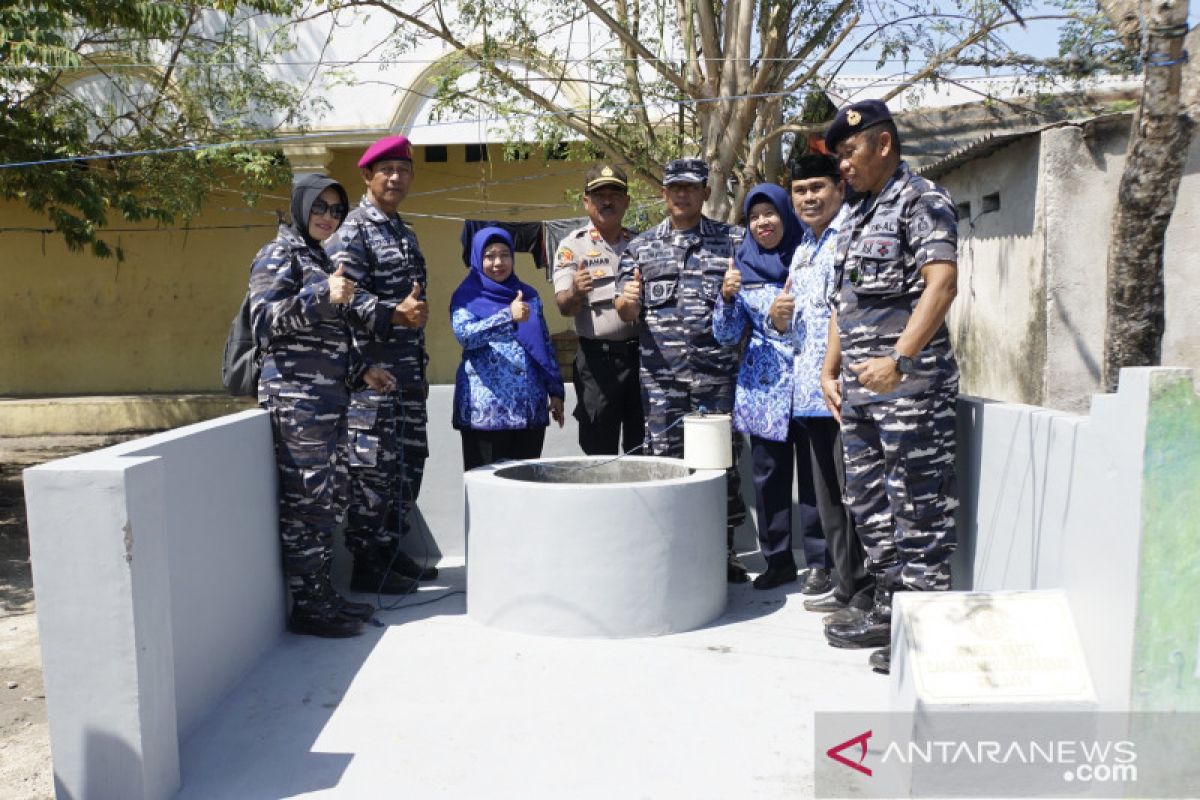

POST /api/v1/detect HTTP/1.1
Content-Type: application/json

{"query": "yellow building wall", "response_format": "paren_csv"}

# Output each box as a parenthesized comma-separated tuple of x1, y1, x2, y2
(0, 145, 585, 395)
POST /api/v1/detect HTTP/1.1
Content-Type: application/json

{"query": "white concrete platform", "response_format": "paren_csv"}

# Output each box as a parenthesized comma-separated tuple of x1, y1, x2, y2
(176, 560, 887, 799)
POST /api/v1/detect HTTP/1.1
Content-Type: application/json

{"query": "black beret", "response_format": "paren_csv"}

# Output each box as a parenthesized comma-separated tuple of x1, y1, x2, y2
(824, 99, 893, 151)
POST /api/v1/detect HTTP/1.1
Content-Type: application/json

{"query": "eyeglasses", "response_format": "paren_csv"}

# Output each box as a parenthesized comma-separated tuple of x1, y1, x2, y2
(372, 163, 413, 177)
(311, 199, 348, 219)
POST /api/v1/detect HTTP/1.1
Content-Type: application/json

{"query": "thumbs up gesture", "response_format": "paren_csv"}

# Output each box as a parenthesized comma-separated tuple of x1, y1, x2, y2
(392, 280, 429, 328)
(328, 262, 356, 305)
(615, 267, 642, 322)
(621, 267, 642, 303)
(721, 259, 742, 302)
(769, 275, 796, 333)
(510, 289, 531, 323)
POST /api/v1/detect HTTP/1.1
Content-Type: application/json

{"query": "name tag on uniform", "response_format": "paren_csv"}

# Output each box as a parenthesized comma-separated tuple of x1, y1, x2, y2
(853, 236, 899, 259)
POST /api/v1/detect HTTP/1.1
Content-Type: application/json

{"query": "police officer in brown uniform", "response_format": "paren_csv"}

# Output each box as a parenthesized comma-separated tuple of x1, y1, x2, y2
(553, 164, 644, 454)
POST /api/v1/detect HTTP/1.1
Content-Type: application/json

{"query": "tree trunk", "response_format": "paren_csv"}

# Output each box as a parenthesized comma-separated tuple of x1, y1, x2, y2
(1101, 0, 1194, 391)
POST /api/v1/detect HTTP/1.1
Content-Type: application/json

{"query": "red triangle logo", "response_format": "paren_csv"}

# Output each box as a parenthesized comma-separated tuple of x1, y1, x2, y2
(826, 730, 873, 776)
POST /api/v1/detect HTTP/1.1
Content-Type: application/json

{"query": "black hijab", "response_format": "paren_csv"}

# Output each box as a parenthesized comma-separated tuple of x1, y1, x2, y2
(289, 173, 349, 248)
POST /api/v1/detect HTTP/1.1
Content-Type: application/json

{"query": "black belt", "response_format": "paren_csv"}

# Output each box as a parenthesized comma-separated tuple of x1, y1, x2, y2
(578, 336, 639, 354)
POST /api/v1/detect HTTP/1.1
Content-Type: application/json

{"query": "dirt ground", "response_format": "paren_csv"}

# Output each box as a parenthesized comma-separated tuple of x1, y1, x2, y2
(0, 435, 139, 800)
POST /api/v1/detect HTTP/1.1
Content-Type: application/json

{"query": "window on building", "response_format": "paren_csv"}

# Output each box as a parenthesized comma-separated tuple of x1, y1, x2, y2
(466, 144, 489, 162)
(424, 145, 448, 163)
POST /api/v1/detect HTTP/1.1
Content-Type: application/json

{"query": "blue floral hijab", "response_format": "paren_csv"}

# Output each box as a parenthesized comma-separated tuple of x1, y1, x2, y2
(450, 226, 559, 385)
(735, 183, 804, 285)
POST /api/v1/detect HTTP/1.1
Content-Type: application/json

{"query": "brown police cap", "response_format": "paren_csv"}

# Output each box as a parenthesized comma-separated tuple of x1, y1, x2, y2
(584, 163, 628, 193)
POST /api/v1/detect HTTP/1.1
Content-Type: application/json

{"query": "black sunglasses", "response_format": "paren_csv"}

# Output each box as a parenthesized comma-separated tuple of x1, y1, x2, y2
(311, 199, 348, 219)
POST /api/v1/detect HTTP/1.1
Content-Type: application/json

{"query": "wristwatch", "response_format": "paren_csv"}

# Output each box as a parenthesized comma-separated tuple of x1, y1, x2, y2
(890, 350, 915, 375)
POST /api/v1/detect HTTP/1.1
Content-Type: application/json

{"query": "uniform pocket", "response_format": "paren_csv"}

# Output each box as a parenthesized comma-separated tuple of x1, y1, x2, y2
(346, 401, 378, 431)
(900, 455, 954, 526)
(270, 401, 340, 469)
(847, 234, 907, 295)
(348, 431, 380, 468)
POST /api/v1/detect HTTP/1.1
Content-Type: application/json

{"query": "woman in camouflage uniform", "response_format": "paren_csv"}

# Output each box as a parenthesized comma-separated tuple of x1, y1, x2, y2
(249, 174, 394, 637)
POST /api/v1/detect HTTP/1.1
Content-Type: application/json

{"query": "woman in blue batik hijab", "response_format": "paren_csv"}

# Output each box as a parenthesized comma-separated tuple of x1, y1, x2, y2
(450, 227, 565, 470)
(713, 182, 826, 590)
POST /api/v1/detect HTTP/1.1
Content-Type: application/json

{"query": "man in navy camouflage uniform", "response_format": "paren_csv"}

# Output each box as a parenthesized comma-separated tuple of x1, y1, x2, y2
(325, 135, 437, 593)
(819, 101, 960, 674)
(251, 173, 395, 636)
(615, 158, 750, 583)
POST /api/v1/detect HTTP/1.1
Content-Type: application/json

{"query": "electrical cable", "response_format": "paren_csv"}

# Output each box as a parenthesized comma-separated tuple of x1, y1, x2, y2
(0, 72, 1063, 171)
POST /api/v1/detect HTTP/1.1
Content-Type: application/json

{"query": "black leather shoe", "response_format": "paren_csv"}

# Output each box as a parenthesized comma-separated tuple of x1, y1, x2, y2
(336, 597, 375, 622)
(351, 561, 420, 595)
(826, 611, 890, 649)
(826, 584, 892, 648)
(389, 549, 439, 581)
(800, 568, 833, 595)
(804, 593, 848, 613)
(822, 606, 865, 628)
(289, 609, 363, 638)
(752, 564, 798, 590)
(869, 646, 891, 674)
(726, 551, 750, 584)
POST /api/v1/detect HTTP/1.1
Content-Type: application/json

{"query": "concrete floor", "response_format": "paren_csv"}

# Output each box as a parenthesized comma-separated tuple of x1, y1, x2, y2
(176, 560, 887, 799)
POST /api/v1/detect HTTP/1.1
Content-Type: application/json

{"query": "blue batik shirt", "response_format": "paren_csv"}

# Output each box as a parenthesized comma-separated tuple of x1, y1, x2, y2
(713, 285, 794, 441)
(788, 204, 849, 418)
(450, 304, 565, 431)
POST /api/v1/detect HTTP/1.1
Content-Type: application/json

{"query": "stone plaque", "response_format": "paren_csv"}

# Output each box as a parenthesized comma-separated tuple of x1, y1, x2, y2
(895, 590, 1096, 705)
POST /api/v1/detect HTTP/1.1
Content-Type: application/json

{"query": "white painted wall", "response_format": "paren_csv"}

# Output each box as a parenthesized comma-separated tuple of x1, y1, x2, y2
(939, 117, 1200, 413)
(24, 410, 281, 800)
(953, 368, 1198, 711)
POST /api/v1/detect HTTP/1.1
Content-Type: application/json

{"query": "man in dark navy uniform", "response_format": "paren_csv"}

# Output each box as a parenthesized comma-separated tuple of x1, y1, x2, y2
(819, 101, 961, 673)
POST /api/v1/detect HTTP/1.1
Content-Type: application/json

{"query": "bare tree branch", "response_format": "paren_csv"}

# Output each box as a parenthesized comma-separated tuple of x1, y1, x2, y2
(579, 0, 689, 95)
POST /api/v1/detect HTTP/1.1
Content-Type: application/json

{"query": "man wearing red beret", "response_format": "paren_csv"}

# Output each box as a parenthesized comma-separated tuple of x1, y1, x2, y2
(326, 135, 437, 594)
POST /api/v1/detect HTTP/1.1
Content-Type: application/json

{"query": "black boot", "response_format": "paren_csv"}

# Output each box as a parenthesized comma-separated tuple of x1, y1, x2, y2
(389, 548, 439, 581)
(869, 645, 891, 674)
(823, 605, 865, 628)
(351, 557, 420, 595)
(288, 574, 363, 638)
(335, 596, 376, 622)
(825, 585, 892, 649)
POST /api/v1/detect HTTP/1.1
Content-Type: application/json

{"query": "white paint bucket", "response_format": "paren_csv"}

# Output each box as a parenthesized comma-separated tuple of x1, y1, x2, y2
(683, 413, 732, 470)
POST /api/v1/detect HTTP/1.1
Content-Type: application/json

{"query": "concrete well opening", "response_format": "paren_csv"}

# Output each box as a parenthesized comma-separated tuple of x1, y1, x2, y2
(492, 459, 692, 484)
(464, 456, 727, 638)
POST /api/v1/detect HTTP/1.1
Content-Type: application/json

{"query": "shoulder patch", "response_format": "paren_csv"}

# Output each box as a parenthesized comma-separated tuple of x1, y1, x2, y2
(912, 208, 935, 237)
(559, 247, 575, 263)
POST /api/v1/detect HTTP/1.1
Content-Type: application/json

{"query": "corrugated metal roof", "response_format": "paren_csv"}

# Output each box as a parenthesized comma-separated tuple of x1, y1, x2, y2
(916, 114, 1131, 180)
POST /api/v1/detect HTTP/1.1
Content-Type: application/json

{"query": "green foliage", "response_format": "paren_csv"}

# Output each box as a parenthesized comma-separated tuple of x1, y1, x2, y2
(0, 0, 303, 258)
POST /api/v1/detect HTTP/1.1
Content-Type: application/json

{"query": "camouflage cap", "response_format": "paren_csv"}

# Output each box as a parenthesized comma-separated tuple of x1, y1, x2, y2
(662, 157, 709, 185)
